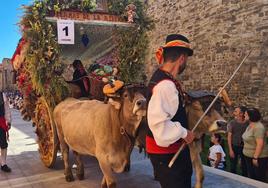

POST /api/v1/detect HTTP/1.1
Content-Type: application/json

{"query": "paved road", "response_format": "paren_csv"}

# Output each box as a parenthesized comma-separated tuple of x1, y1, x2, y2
(0, 110, 267, 188)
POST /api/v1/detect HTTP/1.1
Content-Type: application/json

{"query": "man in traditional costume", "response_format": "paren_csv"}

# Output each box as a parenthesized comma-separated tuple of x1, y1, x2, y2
(146, 34, 195, 188)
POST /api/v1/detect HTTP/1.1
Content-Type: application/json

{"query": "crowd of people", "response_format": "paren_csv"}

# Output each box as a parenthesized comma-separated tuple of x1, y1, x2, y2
(5, 91, 22, 110)
(207, 106, 268, 182)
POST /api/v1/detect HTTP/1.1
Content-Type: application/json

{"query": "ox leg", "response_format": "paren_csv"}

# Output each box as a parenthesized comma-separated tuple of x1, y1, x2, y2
(190, 141, 204, 188)
(98, 159, 116, 188)
(60, 144, 74, 182)
(54, 110, 73, 182)
(124, 162, 130, 172)
(124, 153, 132, 172)
(73, 151, 84, 180)
(57, 130, 74, 182)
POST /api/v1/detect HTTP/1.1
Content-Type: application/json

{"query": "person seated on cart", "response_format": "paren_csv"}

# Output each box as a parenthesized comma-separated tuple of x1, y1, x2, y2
(72, 60, 90, 97)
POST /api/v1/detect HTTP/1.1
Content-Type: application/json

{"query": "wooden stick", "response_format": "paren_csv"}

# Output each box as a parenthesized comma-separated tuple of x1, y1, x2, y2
(168, 50, 252, 168)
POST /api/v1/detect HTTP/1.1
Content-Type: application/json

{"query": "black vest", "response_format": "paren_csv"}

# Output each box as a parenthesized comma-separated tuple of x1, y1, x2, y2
(0, 92, 5, 117)
(147, 69, 188, 138)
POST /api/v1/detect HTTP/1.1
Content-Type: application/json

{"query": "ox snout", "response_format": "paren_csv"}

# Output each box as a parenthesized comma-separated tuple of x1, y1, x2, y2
(133, 98, 147, 116)
(208, 120, 227, 133)
(216, 120, 227, 129)
(112, 159, 128, 173)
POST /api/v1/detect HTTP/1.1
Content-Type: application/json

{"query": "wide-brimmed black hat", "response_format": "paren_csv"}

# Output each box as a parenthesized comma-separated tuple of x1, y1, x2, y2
(163, 34, 193, 56)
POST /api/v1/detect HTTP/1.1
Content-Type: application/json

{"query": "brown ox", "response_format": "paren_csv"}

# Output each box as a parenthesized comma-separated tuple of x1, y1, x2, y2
(135, 91, 227, 188)
(53, 85, 146, 188)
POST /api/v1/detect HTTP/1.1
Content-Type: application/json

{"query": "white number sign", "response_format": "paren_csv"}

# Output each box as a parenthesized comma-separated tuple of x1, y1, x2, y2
(57, 20, 75, 44)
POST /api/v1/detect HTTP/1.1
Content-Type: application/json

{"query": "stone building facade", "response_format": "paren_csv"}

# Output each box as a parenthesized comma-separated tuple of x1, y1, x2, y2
(145, 0, 268, 121)
(0, 58, 16, 91)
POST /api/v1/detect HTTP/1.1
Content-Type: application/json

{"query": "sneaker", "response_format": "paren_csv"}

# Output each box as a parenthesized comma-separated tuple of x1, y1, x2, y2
(1, 164, 11, 172)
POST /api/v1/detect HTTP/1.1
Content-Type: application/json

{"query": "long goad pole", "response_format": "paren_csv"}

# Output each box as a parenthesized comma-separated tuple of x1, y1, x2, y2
(168, 50, 252, 168)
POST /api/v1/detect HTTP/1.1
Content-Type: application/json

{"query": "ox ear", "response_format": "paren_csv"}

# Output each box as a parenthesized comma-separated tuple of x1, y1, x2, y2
(108, 98, 121, 110)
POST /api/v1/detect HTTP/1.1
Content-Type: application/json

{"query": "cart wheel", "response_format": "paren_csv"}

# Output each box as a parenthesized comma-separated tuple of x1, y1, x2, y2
(35, 97, 58, 168)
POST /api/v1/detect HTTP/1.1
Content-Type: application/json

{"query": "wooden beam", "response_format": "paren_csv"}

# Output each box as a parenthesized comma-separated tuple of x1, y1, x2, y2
(46, 16, 133, 27)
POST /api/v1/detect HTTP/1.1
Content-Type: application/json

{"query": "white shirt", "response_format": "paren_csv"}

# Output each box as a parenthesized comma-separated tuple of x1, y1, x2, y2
(209, 144, 226, 162)
(147, 80, 187, 147)
(3, 93, 11, 123)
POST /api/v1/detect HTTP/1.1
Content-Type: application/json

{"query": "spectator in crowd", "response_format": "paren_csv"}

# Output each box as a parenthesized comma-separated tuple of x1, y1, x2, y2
(242, 108, 268, 182)
(227, 106, 249, 176)
(72, 60, 90, 97)
(208, 133, 226, 169)
(0, 91, 12, 172)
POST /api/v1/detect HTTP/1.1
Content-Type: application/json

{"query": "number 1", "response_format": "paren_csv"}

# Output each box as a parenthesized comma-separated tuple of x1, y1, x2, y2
(63, 26, 69, 36)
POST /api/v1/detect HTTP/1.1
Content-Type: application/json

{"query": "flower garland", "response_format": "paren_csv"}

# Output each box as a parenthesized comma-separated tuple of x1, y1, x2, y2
(109, 0, 154, 83)
(19, 0, 98, 107)
(18, 0, 152, 108)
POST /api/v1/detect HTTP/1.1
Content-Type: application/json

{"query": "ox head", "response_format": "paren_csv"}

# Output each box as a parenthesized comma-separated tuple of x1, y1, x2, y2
(106, 84, 147, 172)
(186, 91, 228, 138)
(108, 84, 147, 137)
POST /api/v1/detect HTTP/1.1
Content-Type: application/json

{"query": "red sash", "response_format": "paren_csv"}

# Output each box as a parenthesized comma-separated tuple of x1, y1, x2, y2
(0, 117, 8, 132)
(146, 136, 183, 154)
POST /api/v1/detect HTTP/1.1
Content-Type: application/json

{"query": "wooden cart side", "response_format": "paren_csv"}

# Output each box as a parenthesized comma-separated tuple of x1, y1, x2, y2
(34, 96, 59, 168)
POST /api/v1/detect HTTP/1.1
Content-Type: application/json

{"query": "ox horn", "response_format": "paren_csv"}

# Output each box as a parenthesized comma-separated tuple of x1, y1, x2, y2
(168, 50, 252, 168)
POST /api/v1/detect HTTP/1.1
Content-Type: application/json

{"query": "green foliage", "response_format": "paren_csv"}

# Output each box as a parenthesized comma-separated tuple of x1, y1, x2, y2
(108, 0, 128, 15)
(42, 0, 97, 13)
(20, 0, 81, 107)
(109, 0, 154, 83)
(116, 27, 148, 83)
(20, 0, 153, 106)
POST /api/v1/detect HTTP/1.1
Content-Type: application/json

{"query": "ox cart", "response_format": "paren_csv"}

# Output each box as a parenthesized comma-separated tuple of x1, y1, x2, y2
(11, 0, 150, 168)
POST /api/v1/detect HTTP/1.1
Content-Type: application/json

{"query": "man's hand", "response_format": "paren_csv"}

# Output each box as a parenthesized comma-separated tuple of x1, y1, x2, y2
(252, 158, 258, 167)
(219, 87, 232, 107)
(229, 149, 235, 158)
(7, 122, 11, 130)
(183, 130, 195, 144)
(6, 132, 9, 142)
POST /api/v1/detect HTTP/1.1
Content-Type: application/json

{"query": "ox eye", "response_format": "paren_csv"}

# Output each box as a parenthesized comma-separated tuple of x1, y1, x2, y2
(124, 93, 128, 98)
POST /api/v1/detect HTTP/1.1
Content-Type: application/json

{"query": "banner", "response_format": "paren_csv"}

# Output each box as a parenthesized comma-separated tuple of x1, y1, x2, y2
(57, 20, 75, 44)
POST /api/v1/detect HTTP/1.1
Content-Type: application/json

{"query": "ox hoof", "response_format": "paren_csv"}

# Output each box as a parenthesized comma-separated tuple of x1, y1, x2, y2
(194, 183, 202, 188)
(101, 182, 116, 188)
(107, 182, 116, 188)
(124, 164, 130, 172)
(77, 173, 84, 180)
(101, 184, 107, 188)
(101, 177, 107, 188)
(65, 174, 74, 182)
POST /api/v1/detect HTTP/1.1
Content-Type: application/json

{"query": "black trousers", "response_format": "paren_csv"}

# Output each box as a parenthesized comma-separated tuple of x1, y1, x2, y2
(244, 155, 268, 182)
(230, 145, 247, 177)
(0, 127, 8, 149)
(149, 147, 192, 188)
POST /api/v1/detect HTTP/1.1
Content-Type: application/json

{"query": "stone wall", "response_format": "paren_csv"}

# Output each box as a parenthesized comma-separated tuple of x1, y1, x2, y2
(145, 0, 268, 121)
(0, 58, 16, 91)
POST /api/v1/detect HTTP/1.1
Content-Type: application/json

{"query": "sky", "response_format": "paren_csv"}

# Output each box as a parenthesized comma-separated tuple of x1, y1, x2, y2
(0, 0, 33, 62)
